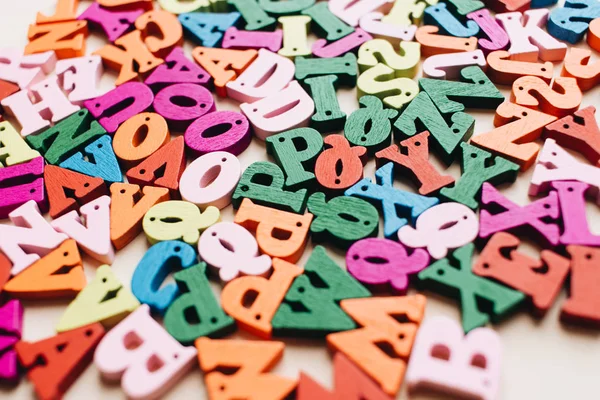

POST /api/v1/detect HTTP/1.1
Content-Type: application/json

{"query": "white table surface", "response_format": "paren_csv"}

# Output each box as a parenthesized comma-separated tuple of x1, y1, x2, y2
(1, 1, 599, 399)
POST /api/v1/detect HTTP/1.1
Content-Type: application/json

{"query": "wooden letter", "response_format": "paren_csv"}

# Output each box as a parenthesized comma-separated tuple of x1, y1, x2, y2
(561, 47, 600, 91)
(226, 49, 294, 103)
(398, 202, 479, 260)
(530, 139, 600, 199)
(56, 265, 139, 332)
(25, 20, 88, 60)
(543, 106, 600, 165)
(3, 239, 85, 300)
(496, 9, 567, 62)
(346, 163, 439, 238)
(94, 305, 196, 399)
(440, 143, 519, 209)
(93, 30, 163, 86)
(415, 26, 478, 58)
(234, 199, 313, 263)
(347, 238, 430, 294)
(271, 246, 370, 335)
(474, 232, 569, 315)
(418, 244, 525, 332)
(315, 134, 366, 192)
(487, 50, 553, 85)
(179, 151, 241, 209)
(467, 9, 509, 53)
(110, 183, 170, 250)
(198, 222, 271, 282)
(2, 76, 79, 137)
(143, 200, 220, 245)
(52, 196, 114, 264)
(240, 80, 314, 140)
(56, 55, 105, 104)
(17, 324, 104, 400)
(0, 200, 67, 275)
(376, 131, 454, 195)
(298, 353, 393, 400)
(327, 295, 426, 396)
(196, 338, 296, 400)
(471, 101, 557, 170)
(511, 76, 582, 118)
(406, 316, 501, 400)
(561, 246, 600, 326)
(221, 258, 301, 338)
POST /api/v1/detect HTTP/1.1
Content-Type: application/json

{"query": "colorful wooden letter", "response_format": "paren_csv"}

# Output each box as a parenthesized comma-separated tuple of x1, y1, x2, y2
(529, 139, 600, 199)
(422, 50, 486, 80)
(84, 82, 153, 133)
(198, 222, 272, 282)
(196, 338, 296, 400)
(398, 202, 479, 260)
(511, 76, 582, 118)
(1, 76, 79, 137)
(347, 238, 430, 294)
(419, 66, 504, 115)
(479, 182, 560, 246)
(345, 96, 398, 155)
(232, 161, 308, 213)
(184, 111, 251, 157)
(94, 305, 196, 399)
(406, 316, 501, 400)
(164, 263, 235, 343)
(395, 91, 475, 164)
(547, 0, 600, 44)
(543, 106, 600, 166)
(487, 50, 553, 85)
(561, 246, 600, 326)
(143, 200, 220, 245)
(314, 134, 366, 192)
(307, 192, 379, 248)
(220, 258, 301, 339)
(496, 9, 567, 62)
(440, 143, 519, 209)
(179, 151, 241, 209)
(327, 295, 426, 396)
(418, 244, 525, 332)
(265, 127, 323, 189)
(474, 232, 569, 315)
(93, 30, 163, 86)
(467, 9, 510, 53)
(56, 264, 139, 332)
(345, 163, 439, 238)
(131, 241, 197, 314)
(0, 200, 67, 275)
(3, 239, 85, 299)
(271, 246, 370, 336)
(17, 324, 104, 400)
(110, 183, 170, 250)
(298, 353, 393, 400)
(234, 199, 313, 263)
(240, 81, 314, 140)
(471, 102, 557, 170)
(226, 49, 294, 103)
(0, 157, 46, 219)
(376, 131, 455, 195)
(51, 195, 114, 264)
(415, 26, 478, 57)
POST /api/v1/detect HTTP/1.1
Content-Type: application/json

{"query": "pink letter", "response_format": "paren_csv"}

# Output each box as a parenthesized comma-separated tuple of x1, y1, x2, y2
(0, 200, 67, 275)
(52, 195, 115, 264)
(406, 316, 502, 400)
(2, 76, 79, 136)
(198, 222, 272, 282)
(94, 305, 196, 400)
